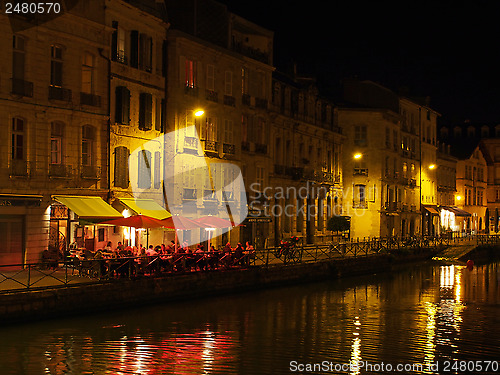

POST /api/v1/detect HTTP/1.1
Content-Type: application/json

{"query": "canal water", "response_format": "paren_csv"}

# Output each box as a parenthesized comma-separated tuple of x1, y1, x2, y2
(0, 260, 499, 375)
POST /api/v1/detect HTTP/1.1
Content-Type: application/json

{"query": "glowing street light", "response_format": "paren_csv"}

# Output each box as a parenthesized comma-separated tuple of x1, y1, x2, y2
(194, 109, 204, 117)
(353, 153, 363, 160)
(456, 195, 462, 202)
(429, 164, 436, 170)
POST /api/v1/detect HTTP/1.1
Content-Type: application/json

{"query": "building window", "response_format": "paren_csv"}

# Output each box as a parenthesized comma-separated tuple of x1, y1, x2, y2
(224, 119, 234, 146)
(11, 117, 25, 160)
(393, 130, 398, 151)
(111, 21, 127, 64)
(138, 149, 151, 189)
(50, 122, 64, 164)
(385, 127, 390, 148)
(82, 125, 95, 166)
(204, 117, 217, 141)
(154, 151, 161, 189)
(12, 35, 25, 81)
(81, 52, 94, 94)
(206, 64, 215, 91)
(130, 30, 139, 68)
(225, 70, 233, 96)
(114, 146, 129, 188)
(139, 93, 153, 130)
(50, 45, 63, 87)
(115, 86, 130, 124)
(242, 67, 249, 95)
(139, 33, 152, 72)
(255, 166, 265, 190)
(354, 125, 367, 146)
(185, 59, 197, 88)
(354, 184, 366, 208)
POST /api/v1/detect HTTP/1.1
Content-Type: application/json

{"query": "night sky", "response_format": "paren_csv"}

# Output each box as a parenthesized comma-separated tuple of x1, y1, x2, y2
(218, 0, 500, 126)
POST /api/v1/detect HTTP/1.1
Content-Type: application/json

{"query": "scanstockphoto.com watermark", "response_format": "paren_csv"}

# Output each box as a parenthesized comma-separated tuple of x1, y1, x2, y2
(289, 360, 500, 373)
(248, 182, 376, 219)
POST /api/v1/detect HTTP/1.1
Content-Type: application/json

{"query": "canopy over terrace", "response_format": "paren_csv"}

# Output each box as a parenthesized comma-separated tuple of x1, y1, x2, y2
(52, 195, 122, 221)
(115, 198, 171, 220)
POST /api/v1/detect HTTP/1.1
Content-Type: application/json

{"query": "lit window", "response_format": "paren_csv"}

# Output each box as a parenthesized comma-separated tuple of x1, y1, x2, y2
(50, 122, 64, 164)
(185, 59, 197, 88)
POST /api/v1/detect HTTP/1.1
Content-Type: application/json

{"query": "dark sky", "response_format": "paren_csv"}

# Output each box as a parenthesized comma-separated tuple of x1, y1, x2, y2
(218, 0, 500, 126)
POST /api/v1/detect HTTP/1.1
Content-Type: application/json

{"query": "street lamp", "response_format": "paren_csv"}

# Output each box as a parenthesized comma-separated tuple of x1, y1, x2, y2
(194, 109, 204, 117)
(353, 153, 362, 159)
(429, 164, 436, 170)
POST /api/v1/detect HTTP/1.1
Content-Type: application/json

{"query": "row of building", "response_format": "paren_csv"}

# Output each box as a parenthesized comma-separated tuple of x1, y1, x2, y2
(0, 0, 495, 265)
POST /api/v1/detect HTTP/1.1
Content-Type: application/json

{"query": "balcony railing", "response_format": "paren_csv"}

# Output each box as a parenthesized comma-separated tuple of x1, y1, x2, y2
(10, 159, 28, 177)
(183, 188, 197, 200)
(49, 164, 72, 178)
(242, 94, 251, 106)
(255, 143, 267, 154)
(112, 52, 128, 65)
(11, 78, 33, 97)
(184, 85, 198, 97)
(203, 140, 218, 153)
(203, 190, 218, 201)
(353, 168, 368, 176)
(274, 164, 286, 175)
(353, 201, 368, 209)
(205, 89, 218, 103)
(81, 165, 100, 179)
(184, 136, 198, 149)
(80, 92, 101, 107)
(223, 95, 236, 107)
(255, 97, 268, 109)
(384, 201, 399, 211)
(49, 86, 72, 102)
(223, 143, 235, 155)
(222, 191, 234, 202)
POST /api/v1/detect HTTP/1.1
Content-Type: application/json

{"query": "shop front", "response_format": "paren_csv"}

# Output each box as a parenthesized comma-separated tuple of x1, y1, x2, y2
(0, 194, 42, 265)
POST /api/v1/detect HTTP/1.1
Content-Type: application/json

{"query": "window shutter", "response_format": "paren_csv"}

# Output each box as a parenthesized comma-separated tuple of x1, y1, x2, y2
(154, 151, 161, 189)
(161, 40, 167, 77)
(138, 149, 151, 189)
(160, 99, 166, 133)
(139, 93, 152, 130)
(155, 98, 161, 131)
(115, 86, 130, 124)
(114, 146, 129, 188)
(130, 30, 139, 68)
(111, 21, 118, 61)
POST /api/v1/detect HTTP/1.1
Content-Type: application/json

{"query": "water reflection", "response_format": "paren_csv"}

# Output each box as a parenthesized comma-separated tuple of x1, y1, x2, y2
(0, 261, 499, 374)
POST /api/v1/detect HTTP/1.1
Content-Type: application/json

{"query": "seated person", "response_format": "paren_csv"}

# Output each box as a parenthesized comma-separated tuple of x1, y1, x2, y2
(146, 245, 158, 256)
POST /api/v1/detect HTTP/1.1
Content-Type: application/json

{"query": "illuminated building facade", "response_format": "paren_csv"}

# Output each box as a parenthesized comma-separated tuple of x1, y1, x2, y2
(339, 80, 425, 238)
(268, 70, 344, 245)
(106, 0, 169, 248)
(164, 1, 274, 247)
(400, 97, 439, 236)
(439, 123, 489, 233)
(479, 137, 500, 232)
(0, 3, 110, 263)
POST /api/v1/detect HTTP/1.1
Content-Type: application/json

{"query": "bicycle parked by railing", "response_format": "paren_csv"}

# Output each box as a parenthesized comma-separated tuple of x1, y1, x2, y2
(275, 236, 301, 263)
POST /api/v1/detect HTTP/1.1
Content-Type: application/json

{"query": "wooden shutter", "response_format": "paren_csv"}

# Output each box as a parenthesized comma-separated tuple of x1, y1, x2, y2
(114, 146, 129, 188)
(138, 149, 151, 188)
(130, 30, 139, 68)
(111, 21, 118, 61)
(115, 86, 130, 124)
(139, 93, 152, 130)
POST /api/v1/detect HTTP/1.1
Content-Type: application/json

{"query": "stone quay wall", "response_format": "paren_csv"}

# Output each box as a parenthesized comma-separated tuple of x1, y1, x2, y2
(0, 250, 435, 325)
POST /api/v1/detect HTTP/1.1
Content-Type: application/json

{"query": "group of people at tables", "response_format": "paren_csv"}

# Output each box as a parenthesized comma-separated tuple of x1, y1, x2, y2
(68, 240, 256, 277)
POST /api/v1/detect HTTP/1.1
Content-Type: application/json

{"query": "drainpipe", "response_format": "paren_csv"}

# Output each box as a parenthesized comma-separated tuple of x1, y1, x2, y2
(98, 47, 111, 202)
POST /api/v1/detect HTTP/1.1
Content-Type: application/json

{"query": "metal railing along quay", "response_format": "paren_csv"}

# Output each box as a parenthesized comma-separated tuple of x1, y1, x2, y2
(1, 234, 497, 294)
